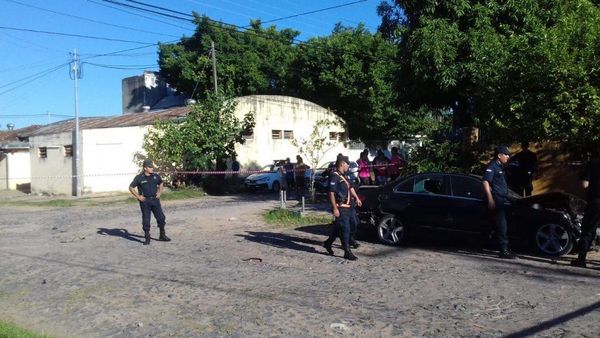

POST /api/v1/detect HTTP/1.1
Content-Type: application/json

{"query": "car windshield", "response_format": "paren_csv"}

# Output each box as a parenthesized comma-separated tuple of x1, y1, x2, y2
(262, 165, 275, 172)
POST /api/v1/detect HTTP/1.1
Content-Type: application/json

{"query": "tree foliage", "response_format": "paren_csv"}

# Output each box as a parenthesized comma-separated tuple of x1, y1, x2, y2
(291, 118, 340, 199)
(158, 19, 417, 143)
(158, 16, 298, 100)
(141, 94, 255, 177)
(379, 0, 600, 151)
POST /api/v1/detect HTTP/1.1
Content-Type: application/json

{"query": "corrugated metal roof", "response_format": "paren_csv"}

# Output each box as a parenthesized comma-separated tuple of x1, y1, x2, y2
(20, 106, 191, 137)
(0, 125, 41, 141)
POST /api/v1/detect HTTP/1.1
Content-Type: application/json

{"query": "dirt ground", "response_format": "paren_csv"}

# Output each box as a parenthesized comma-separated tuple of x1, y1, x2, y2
(0, 191, 599, 338)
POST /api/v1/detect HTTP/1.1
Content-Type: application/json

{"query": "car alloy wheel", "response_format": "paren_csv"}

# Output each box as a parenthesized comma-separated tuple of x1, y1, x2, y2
(271, 181, 280, 192)
(535, 223, 573, 256)
(377, 214, 404, 246)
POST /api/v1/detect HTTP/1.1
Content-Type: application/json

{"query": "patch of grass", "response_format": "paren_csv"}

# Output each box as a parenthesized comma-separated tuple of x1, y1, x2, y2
(263, 208, 333, 227)
(0, 188, 206, 208)
(160, 187, 205, 200)
(0, 320, 53, 338)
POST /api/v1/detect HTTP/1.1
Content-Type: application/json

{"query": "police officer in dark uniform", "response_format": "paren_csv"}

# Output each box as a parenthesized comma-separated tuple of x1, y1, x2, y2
(571, 154, 600, 268)
(129, 159, 171, 245)
(323, 156, 362, 260)
(483, 146, 516, 259)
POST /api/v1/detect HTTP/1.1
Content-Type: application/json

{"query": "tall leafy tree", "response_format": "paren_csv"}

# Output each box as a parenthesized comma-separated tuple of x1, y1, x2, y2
(142, 94, 255, 174)
(286, 24, 422, 142)
(377, 0, 599, 151)
(158, 15, 298, 100)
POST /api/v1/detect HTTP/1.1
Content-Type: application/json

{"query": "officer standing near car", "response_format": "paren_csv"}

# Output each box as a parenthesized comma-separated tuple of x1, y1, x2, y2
(571, 152, 600, 268)
(323, 156, 362, 260)
(129, 159, 171, 245)
(483, 146, 516, 259)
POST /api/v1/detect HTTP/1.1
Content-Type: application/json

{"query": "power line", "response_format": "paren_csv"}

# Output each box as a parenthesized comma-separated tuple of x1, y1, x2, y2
(86, 0, 194, 30)
(83, 62, 158, 70)
(101, 0, 194, 23)
(101, 0, 304, 44)
(253, 0, 368, 26)
(0, 26, 157, 45)
(2, 0, 181, 38)
(0, 62, 70, 96)
(0, 113, 72, 118)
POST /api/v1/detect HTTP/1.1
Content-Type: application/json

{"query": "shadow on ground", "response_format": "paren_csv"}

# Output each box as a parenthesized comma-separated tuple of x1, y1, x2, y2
(236, 230, 331, 256)
(97, 228, 145, 243)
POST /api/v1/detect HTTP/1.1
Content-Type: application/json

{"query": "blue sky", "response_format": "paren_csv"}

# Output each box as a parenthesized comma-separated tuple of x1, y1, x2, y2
(0, 0, 383, 129)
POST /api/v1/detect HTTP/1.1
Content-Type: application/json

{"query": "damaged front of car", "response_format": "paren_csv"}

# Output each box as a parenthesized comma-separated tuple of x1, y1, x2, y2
(510, 192, 586, 256)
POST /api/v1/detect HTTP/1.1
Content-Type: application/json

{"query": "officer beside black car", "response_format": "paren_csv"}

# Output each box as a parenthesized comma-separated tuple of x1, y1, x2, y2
(483, 146, 516, 259)
(571, 152, 600, 268)
(129, 159, 171, 245)
(323, 156, 362, 260)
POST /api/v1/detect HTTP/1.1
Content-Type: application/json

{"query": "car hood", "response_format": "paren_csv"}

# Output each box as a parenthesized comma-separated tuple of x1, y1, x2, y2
(246, 173, 273, 181)
(513, 192, 586, 218)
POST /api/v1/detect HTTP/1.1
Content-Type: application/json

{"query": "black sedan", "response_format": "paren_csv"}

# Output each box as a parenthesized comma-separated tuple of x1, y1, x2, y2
(356, 173, 585, 257)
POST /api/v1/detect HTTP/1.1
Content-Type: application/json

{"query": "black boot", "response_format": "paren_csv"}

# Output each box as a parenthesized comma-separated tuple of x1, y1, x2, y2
(499, 250, 516, 259)
(158, 227, 171, 242)
(143, 230, 151, 245)
(323, 240, 334, 255)
(350, 238, 360, 249)
(571, 251, 587, 268)
(343, 248, 358, 261)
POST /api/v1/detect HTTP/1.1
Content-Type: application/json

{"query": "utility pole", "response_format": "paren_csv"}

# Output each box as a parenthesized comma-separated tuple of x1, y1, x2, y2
(211, 41, 218, 94)
(70, 49, 82, 197)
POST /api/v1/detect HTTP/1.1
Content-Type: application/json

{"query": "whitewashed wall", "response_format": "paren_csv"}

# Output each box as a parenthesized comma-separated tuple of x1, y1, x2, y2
(81, 126, 148, 193)
(234, 95, 350, 169)
(29, 132, 73, 195)
(0, 150, 30, 190)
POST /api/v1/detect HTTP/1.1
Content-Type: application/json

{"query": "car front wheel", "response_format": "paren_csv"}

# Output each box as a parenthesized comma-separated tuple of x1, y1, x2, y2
(271, 181, 280, 192)
(377, 214, 405, 246)
(534, 222, 573, 257)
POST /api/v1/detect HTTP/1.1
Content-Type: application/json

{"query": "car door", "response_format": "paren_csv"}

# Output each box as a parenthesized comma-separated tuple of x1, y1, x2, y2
(449, 175, 489, 233)
(381, 174, 452, 229)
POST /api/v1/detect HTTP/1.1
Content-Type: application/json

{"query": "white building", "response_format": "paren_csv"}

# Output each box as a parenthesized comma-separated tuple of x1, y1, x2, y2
(0, 125, 40, 192)
(22, 96, 361, 195)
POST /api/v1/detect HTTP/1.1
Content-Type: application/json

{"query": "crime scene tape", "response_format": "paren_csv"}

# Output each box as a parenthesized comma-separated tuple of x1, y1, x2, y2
(5, 163, 401, 180)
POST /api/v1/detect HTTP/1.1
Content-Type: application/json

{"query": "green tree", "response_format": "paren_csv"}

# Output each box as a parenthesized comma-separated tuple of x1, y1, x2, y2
(291, 118, 340, 200)
(378, 0, 600, 151)
(158, 15, 298, 100)
(286, 24, 423, 142)
(141, 94, 255, 181)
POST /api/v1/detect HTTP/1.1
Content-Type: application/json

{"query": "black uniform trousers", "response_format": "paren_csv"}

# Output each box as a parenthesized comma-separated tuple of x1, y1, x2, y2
(325, 207, 357, 250)
(139, 196, 166, 231)
(492, 198, 509, 252)
(578, 198, 600, 259)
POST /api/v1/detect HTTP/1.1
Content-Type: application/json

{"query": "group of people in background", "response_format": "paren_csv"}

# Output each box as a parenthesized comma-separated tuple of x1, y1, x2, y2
(357, 147, 407, 186)
(277, 155, 310, 199)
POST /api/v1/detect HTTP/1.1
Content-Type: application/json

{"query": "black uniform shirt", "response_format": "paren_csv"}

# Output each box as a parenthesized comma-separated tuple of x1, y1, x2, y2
(583, 159, 600, 200)
(483, 160, 509, 202)
(329, 171, 352, 205)
(130, 173, 162, 197)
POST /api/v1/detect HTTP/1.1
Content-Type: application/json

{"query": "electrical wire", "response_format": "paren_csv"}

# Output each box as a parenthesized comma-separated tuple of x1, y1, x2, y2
(0, 62, 70, 96)
(0, 26, 157, 45)
(251, 0, 367, 26)
(2, 0, 181, 38)
(86, 0, 194, 30)
(101, 0, 194, 23)
(83, 62, 158, 70)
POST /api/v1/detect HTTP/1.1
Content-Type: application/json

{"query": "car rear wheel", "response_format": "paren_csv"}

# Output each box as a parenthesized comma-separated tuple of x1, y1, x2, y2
(271, 181, 280, 192)
(377, 214, 405, 246)
(534, 222, 573, 256)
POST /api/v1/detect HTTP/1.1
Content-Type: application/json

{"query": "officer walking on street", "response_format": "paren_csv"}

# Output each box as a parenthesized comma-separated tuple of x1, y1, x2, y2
(483, 146, 516, 259)
(323, 156, 362, 260)
(129, 159, 171, 245)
